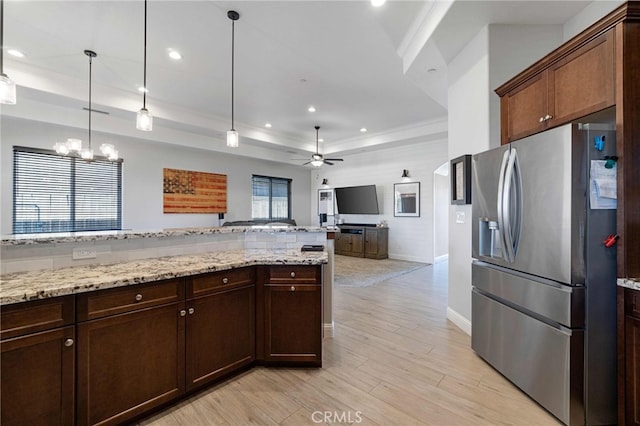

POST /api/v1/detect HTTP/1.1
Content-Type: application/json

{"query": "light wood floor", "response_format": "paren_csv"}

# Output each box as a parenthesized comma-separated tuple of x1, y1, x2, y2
(139, 261, 560, 425)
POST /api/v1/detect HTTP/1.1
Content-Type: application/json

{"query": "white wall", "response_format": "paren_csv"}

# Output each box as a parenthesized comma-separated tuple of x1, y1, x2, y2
(310, 138, 448, 264)
(563, 0, 625, 41)
(1, 116, 312, 234)
(446, 24, 564, 333)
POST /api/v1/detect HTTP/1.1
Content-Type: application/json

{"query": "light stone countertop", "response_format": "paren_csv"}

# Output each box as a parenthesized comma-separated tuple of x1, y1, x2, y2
(0, 249, 327, 305)
(1, 225, 328, 246)
(618, 277, 640, 291)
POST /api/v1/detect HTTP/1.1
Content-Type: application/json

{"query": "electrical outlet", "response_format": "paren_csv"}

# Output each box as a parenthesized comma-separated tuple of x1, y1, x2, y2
(73, 247, 97, 260)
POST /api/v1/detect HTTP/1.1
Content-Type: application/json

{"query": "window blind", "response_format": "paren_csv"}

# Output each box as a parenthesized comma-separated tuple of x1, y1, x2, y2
(251, 175, 291, 220)
(13, 146, 122, 234)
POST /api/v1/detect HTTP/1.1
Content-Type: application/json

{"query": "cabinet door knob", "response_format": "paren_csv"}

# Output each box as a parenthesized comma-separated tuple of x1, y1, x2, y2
(188, 307, 195, 315)
(222, 277, 229, 284)
(180, 310, 187, 317)
(539, 116, 545, 123)
(135, 293, 143, 302)
(290, 272, 296, 278)
(64, 338, 74, 347)
(545, 114, 553, 120)
(290, 286, 296, 292)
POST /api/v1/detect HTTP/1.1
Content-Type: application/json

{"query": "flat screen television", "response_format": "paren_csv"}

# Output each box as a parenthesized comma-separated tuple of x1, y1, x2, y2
(334, 185, 379, 215)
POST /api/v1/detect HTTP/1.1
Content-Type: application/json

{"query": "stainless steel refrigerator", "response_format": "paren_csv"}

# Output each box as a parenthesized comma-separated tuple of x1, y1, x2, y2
(471, 122, 617, 425)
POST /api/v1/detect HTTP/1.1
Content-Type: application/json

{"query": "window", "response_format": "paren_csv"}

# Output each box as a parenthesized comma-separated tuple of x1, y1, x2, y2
(251, 175, 291, 220)
(13, 146, 122, 234)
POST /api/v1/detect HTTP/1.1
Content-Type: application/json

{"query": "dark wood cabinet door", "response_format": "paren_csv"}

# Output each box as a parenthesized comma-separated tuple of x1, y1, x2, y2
(264, 283, 321, 365)
(365, 228, 388, 259)
(548, 29, 615, 128)
(1, 325, 75, 426)
(625, 314, 640, 425)
(502, 72, 548, 143)
(77, 302, 185, 426)
(186, 284, 255, 392)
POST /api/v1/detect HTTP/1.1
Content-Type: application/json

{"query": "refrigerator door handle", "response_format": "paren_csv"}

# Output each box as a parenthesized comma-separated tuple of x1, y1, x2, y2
(497, 149, 510, 261)
(511, 149, 523, 259)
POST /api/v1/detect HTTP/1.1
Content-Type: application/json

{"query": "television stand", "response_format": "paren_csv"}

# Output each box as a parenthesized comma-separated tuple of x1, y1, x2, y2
(335, 225, 388, 259)
(341, 223, 377, 227)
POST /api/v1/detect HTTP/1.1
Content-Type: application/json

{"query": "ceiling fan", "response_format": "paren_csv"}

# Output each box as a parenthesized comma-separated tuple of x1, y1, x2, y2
(302, 126, 344, 167)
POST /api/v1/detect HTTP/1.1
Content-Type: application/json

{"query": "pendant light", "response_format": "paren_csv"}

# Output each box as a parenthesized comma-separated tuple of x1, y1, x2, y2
(226, 10, 240, 148)
(136, 0, 152, 131)
(0, 0, 16, 104)
(54, 50, 118, 161)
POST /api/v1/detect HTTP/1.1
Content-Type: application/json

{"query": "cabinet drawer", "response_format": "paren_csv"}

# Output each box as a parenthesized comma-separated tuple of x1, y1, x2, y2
(188, 267, 255, 297)
(266, 265, 321, 285)
(1, 296, 75, 340)
(624, 288, 640, 319)
(77, 279, 184, 321)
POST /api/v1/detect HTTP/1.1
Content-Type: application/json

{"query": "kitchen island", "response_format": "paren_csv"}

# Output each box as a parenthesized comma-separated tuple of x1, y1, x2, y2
(0, 226, 329, 426)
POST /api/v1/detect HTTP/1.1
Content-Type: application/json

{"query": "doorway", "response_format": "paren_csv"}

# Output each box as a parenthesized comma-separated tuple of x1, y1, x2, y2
(433, 162, 449, 263)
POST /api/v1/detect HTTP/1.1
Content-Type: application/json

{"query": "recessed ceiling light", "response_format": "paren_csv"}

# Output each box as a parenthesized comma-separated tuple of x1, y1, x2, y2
(308, 106, 316, 112)
(265, 123, 272, 128)
(138, 86, 149, 93)
(360, 128, 367, 132)
(168, 49, 182, 60)
(371, 0, 386, 7)
(7, 49, 24, 58)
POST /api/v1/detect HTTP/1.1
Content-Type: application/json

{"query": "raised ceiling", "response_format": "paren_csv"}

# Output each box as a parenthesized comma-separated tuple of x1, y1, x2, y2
(3, 0, 595, 165)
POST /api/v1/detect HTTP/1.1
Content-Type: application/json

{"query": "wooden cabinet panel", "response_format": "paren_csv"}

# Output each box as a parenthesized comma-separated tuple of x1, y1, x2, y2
(77, 302, 185, 426)
(264, 283, 322, 366)
(365, 227, 389, 259)
(625, 314, 640, 425)
(189, 267, 255, 297)
(504, 73, 548, 142)
(266, 265, 321, 284)
(549, 30, 615, 126)
(186, 284, 255, 391)
(1, 295, 74, 340)
(498, 29, 615, 144)
(1, 325, 75, 426)
(77, 279, 184, 321)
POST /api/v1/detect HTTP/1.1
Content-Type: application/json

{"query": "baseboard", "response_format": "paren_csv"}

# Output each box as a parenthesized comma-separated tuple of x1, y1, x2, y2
(447, 307, 471, 336)
(388, 253, 430, 263)
(434, 254, 448, 264)
(323, 322, 334, 338)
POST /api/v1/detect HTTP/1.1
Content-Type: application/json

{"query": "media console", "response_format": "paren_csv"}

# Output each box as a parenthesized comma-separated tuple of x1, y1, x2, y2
(335, 225, 388, 259)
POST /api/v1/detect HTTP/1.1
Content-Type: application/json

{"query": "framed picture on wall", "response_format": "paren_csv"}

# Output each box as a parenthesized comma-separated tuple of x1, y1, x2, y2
(394, 182, 420, 217)
(451, 154, 472, 204)
(318, 189, 335, 216)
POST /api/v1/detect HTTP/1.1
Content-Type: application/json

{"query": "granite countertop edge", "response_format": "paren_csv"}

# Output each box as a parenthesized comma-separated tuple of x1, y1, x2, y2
(1, 225, 330, 246)
(0, 249, 328, 305)
(618, 277, 640, 291)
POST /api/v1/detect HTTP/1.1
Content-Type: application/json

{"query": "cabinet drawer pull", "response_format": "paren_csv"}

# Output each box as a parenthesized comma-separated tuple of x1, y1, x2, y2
(135, 293, 143, 302)
(222, 277, 229, 284)
(188, 307, 195, 315)
(290, 286, 296, 292)
(179, 310, 186, 317)
(290, 272, 296, 278)
(64, 338, 74, 347)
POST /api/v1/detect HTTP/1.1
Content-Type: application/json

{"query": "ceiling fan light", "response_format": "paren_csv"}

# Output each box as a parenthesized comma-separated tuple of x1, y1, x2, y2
(227, 129, 239, 148)
(311, 159, 324, 167)
(0, 74, 16, 105)
(136, 107, 153, 131)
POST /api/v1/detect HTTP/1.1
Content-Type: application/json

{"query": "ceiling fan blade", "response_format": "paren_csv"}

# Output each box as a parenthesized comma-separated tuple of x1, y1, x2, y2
(301, 161, 311, 166)
(324, 158, 344, 161)
(323, 160, 334, 165)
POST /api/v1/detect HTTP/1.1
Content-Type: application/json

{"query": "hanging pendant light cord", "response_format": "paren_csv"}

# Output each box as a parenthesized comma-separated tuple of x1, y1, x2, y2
(1, 0, 5, 76)
(143, 0, 147, 109)
(231, 18, 235, 130)
(88, 54, 92, 150)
